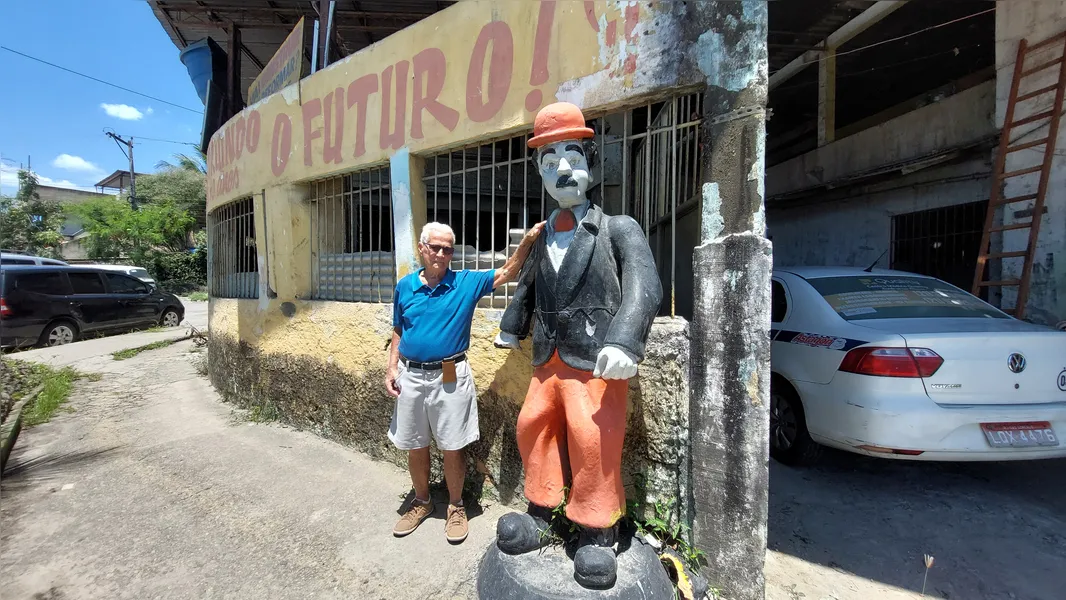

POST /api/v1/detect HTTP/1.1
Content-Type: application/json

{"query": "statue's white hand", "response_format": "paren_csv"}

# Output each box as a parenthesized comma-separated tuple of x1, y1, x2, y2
(494, 331, 522, 349)
(593, 345, 638, 380)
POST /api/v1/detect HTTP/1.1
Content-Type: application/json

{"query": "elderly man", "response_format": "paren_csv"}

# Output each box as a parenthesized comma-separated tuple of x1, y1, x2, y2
(387, 220, 543, 544)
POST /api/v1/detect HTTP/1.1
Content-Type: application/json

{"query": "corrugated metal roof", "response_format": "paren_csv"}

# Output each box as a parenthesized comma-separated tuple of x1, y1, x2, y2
(148, 0, 455, 103)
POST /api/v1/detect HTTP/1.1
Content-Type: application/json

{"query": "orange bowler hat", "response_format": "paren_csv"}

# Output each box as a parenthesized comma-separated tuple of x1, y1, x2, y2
(527, 102, 594, 149)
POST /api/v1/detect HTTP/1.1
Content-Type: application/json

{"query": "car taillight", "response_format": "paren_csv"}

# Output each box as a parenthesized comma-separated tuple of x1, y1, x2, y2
(838, 346, 943, 378)
(0, 297, 11, 318)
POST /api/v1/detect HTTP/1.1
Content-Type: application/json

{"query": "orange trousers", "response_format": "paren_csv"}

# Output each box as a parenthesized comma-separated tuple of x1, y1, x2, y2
(516, 352, 628, 529)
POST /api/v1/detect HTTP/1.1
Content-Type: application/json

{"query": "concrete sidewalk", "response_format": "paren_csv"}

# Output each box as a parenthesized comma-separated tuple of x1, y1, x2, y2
(1, 340, 506, 599)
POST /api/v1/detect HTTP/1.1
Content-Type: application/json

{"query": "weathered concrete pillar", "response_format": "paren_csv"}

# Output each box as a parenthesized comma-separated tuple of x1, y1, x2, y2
(390, 148, 428, 281)
(686, 3, 772, 600)
(262, 183, 313, 301)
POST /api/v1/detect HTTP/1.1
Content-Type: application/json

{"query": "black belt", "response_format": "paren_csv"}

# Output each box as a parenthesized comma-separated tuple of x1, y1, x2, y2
(401, 353, 467, 371)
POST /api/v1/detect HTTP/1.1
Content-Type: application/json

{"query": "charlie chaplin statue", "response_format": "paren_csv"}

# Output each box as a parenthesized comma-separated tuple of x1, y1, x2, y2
(494, 102, 663, 589)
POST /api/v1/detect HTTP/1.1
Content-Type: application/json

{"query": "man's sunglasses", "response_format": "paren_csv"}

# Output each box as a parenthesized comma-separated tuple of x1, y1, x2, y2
(425, 243, 454, 255)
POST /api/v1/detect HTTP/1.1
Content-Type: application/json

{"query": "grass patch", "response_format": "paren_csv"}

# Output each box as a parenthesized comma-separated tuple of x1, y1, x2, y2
(188, 291, 209, 302)
(248, 403, 279, 422)
(112, 339, 177, 361)
(22, 365, 85, 427)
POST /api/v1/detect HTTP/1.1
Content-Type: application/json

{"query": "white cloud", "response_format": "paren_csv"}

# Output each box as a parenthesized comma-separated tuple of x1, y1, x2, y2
(101, 103, 145, 120)
(146, 107, 154, 115)
(53, 153, 102, 173)
(1, 164, 98, 194)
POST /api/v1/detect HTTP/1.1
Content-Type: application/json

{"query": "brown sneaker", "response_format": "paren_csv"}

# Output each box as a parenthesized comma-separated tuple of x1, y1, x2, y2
(393, 499, 433, 537)
(445, 503, 469, 543)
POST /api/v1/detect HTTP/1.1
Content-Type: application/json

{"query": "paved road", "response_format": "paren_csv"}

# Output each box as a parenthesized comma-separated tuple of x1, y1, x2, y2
(1, 337, 507, 600)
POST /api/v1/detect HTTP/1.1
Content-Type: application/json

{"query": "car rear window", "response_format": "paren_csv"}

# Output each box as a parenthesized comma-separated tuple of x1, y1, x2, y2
(105, 273, 148, 294)
(807, 276, 1008, 320)
(69, 272, 106, 294)
(14, 272, 72, 295)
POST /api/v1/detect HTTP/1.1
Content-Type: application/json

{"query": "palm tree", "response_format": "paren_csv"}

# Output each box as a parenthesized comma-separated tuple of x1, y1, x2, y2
(156, 151, 206, 174)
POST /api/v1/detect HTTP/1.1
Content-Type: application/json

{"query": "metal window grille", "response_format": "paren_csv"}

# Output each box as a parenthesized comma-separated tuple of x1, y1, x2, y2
(207, 197, 260, 299)
(595, 91, 704, 318)
(421, 91, 703, 316)
(890, 199, 988, 295)
(423, 134, 543, 308)
(309, 166, 396, 302)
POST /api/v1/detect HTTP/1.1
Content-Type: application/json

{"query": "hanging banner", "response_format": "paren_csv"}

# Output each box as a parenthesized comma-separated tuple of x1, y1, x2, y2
(247, 17, 307, 106)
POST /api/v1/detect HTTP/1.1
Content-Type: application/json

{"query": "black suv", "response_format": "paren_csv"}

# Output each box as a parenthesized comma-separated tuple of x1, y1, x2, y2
(0, 266, 185, 349)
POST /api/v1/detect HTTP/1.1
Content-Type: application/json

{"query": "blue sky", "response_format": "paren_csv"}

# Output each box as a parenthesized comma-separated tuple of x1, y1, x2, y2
(1, 0, 205, 195)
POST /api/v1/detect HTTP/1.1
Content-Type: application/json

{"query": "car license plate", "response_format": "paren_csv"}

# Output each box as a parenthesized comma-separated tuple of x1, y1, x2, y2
(981, 422, 1059, 448)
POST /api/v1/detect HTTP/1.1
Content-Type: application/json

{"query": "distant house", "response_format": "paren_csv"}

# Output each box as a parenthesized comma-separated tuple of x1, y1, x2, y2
(36, 185, 116, 261)
(94, 170, 148, 196)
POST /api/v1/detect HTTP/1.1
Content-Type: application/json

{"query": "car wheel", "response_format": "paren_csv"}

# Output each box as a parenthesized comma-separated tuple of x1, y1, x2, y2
(770, 378, 823, 466)
(39, 321, 78, 347)
(160, 308, 182, 327)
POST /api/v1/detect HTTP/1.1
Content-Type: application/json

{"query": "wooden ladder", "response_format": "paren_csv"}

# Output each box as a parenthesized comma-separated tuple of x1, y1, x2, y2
(972, 30, 1066, 319)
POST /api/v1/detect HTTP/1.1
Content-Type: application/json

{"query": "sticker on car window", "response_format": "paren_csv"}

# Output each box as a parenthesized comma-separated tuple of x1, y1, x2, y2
(842, 307, 877, 317)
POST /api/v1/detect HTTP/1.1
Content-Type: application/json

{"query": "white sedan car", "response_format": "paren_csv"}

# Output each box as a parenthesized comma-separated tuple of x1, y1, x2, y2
(770, 266, 1066, 465)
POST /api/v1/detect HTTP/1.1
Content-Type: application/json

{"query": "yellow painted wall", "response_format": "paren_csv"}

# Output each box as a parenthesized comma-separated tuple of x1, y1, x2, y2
(206, 0, 692, 210)
(209, 297, 534, 397)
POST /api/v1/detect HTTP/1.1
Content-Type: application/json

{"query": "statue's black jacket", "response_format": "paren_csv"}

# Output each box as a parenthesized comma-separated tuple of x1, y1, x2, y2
(500, 204, 663, 372)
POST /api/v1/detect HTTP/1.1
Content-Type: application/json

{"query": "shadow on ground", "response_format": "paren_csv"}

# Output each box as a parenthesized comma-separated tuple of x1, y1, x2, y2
(769, 449, 1066, 599)
(3, 446, 123, 482)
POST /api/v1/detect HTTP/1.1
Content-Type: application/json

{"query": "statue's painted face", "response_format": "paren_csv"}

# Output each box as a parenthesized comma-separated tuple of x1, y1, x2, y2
(537, 140, 591, 208)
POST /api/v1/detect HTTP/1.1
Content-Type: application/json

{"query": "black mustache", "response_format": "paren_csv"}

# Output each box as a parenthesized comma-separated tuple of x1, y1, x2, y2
(555, 175, 579, 188)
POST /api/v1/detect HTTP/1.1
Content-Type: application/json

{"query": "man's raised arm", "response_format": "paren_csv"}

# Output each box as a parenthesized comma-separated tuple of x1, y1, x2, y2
(493, 221, 545, 289)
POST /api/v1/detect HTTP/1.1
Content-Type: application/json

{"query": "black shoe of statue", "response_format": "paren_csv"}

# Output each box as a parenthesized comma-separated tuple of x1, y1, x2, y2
(573, 526, 618, 589)
(496, 504, 552, 555)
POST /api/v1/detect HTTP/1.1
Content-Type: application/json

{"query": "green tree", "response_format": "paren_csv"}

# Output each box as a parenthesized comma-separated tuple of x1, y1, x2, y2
(142, 152, 207, 225)
(155, 151, 206, 174)
(0, 170, 64, 256)
(69, 196, 193, 263)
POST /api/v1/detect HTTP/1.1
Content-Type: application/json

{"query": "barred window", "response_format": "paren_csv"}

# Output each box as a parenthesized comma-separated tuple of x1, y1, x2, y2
(423, 134, 543, 308)
(208, 197, 259, 299)
(421, 92, 703, 317)
(309, 166, 396, 302)
(605, 91, 704, 319)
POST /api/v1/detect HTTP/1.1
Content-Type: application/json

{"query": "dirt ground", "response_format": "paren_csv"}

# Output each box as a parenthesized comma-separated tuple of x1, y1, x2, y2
(1, 336, 1064, 599)
(766, 452, 1066, 600)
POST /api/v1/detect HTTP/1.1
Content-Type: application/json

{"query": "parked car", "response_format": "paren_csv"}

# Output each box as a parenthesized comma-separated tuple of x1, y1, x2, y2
(1, 252, 68, 266)
(0, 265, 185, 349)
(770, 266, 1066, 465)
(89, 264, 157, 288)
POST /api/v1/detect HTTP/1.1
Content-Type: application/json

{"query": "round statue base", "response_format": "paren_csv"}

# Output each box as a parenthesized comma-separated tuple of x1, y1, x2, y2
(476, 538, 675, 600)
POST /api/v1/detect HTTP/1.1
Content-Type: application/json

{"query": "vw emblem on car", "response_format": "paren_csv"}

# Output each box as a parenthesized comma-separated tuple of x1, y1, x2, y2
(1007, 353, 1027, 374)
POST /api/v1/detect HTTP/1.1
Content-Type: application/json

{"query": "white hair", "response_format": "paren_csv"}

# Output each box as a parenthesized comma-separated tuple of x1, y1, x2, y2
(419, 222, 455, 244)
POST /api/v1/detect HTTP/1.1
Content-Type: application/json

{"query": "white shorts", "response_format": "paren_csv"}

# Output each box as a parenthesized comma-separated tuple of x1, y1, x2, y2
(388, 359, 480, 451)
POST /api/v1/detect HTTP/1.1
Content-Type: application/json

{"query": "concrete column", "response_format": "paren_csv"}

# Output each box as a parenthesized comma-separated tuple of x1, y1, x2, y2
(686, 2, 772, 600)
(262, 183, 312, 301)
(390, 148, 428, 281)
(818, 48, 837, 146)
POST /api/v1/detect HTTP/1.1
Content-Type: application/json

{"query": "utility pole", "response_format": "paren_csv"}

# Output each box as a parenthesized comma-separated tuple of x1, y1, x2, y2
(685, 3, 772, 600)
(106, 132, 137, 209)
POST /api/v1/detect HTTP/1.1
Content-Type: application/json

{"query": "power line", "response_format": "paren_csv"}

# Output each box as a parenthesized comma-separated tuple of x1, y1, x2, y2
(771, 7, 997, 75)
(0, 46, 203, 115)
(133, 135, 200, 147)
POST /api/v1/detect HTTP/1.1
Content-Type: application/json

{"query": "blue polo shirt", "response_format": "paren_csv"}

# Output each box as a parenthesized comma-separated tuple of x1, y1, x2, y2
(393, 268, 496, 362)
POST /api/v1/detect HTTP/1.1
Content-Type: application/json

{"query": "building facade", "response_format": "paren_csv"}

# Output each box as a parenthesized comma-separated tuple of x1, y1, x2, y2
(200, 0, 738, 519)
